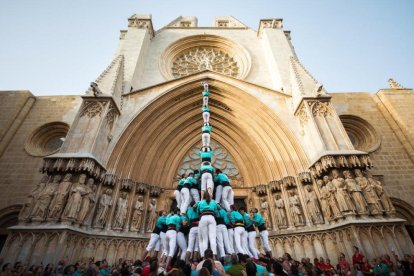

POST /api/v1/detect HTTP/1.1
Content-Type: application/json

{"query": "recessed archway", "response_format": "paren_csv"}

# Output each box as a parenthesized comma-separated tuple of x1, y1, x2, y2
(107, 76, 309, 188)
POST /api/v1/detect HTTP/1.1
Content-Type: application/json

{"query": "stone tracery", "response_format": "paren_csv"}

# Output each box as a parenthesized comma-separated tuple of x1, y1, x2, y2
(171, 47, 239, 78)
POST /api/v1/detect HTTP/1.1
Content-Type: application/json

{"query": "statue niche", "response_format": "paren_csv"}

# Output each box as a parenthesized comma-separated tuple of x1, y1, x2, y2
(94, 188, 113, 228)
(31, 174, 62, 221)
(48, 173, 73, 220)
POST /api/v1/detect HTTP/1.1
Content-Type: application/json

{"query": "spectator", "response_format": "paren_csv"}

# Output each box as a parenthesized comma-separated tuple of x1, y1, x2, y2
(245, 261, 257, 276)
(1, 263, 12, 276)
(226, 254, 245, 276)
(196, 249, 224, 275)
(337, 253, 351, 275)
(352, 246, 365, 271)
(42, 264, 54, 276)
(373, 257, 389, 276)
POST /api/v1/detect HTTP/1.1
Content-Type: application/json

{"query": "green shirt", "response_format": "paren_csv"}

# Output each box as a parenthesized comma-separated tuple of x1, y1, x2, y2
(230, 210, 244, 223)
(187, 207, 199, 221)
(166, 214, 181, 229)
(156, 216, 166, 229)
(202, 106, 210, 112)
(202, 125, 212, 133)
(199, 150, 213, 160)
(226, 264, 244, 276)
(243, 213, 253, 228)
(215, 173, 230, 184)
(202, 90, 210, 96)
(185, 176, 197, 187)
(197, 199, 219, 213)
(200, 164, 213, 173)
(252, 212, 265, 226)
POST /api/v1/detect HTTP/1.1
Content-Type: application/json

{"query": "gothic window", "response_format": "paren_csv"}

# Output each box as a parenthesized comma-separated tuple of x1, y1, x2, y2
(339, 115, 380, 152)
(25, 122, 69, 156)
(171, 47, 239, 78)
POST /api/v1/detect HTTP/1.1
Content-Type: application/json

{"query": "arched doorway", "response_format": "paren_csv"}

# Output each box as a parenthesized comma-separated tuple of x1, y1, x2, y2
(391, 198, 414, 243)
(0, 205, 20, 253)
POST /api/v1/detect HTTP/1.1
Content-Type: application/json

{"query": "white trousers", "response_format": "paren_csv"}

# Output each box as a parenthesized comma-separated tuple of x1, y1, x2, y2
(221, 186, 233, 211)
(203, 111, 210, 124)
(165, 230, 177, 257)
(242, 230, 253, 257)
(180, 187, 191, 214)
(146, 233, 161, 252)
(248, 230, 259, 259)
(216, 224, 233, 257)
(198, 215, 217, 256)
(203, 96, 208, 107)
(202, 133, 210, 147)
(215, 185, 223, 203)
(190, 188, 200, 202)
(233, 226, 246, 254)
(174, 190, 182, 208)
(259, 230, 271, 253)
(187, 227, 199, 253)
(176, 232, 187, 260)
(227, 228, 235, 254)
(160, 231, 167, 256)
(201, 172, 214, 194)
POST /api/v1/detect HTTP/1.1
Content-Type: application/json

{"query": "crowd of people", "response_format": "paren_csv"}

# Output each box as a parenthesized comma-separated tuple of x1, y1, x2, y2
(2, 247, 414, 276)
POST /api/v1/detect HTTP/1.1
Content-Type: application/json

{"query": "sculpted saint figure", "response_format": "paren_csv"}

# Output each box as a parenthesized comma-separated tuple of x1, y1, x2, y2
(113, 192, 128, 229)
(20, 175, 48, 220)
(288, 190, 304, 226)
(274, 194, 287, 227)
(323, 176, 343, 219)
(354, 169, 382, 215)
(260, 197, 271, 229)
(146, 198, 157, 232)
(48, 173, 73, 219)
(343, 170, 368, 215)
(94, 189, 113, 227)
(62, 174, 87, 220)
(305, 185, 324, 224)
(77, 178, 96, 224)
(131, 195, 144, 231)
(31, 175, 61, 220)
(331, 169, 355, 214)
(317, 179, 332, 220)
(367, 171, 395, 213)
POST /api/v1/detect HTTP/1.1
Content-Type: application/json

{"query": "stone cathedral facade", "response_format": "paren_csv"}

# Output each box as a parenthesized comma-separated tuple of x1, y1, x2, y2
(0, 15, 414, 264)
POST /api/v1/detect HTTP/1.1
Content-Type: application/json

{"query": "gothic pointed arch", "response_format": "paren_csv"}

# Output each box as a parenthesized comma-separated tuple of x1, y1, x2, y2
(106, 73, 310, 187)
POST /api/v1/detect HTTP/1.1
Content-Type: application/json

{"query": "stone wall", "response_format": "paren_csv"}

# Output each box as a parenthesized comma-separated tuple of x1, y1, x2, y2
(0, 92, 81, 210)
(331, 91, 414, 208)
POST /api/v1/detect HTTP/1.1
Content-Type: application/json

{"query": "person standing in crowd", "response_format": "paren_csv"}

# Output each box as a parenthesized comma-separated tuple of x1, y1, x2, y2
(164, 208, 181, 269)
(197, 192, 219, 258)
(142, 210, 166, 260)
(352, 246, 365, 271)
(337, 252, 351, 275)
(192, 170, 201, 203)
(225, 209, 235, 255)
(229, 205, 246, 254)
(250, 207, 272, 258)
(200, 161, 214, 200)
(216, 205, 234, 258)
(180, 171, 193, 214)
(176, 214, 190, 261)
(239, 207, 258, 259)
(175, 175, 185, 212)
(216, 169, 233, 212)
(186, 201, 200, 264)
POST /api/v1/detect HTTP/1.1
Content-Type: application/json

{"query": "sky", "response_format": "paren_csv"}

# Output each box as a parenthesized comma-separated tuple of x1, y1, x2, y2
(0, 0, 413, 96)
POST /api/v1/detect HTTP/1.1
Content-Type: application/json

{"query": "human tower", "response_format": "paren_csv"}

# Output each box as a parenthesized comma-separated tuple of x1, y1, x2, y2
(142, 83, 272, 268)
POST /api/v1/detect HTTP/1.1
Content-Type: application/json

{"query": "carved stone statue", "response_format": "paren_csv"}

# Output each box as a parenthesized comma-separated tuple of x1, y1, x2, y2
(146, 198, 157, 232)
(323, 175, 343, 219)
(31, 175, 61, 220)
(48, 173, 73, 220)
(305, 185, 323, 224)
(94, 189, 113, 227)
(130, 195, 144, 232)
(355, 169, 382, 215)
(259, 197, 271, 229)
(77, 178, 96, 224)
(274, 194, 287, 227)
(62, 174, 87, 220)
(288, 190, 304, 226)
(317, 179, 333, 220)
(367, 171, 395, 213)
(113, 192, 128, 229)
(343, 170, 368, 215)
(331, 169, 355, 214)
(19, 175, 48, 221)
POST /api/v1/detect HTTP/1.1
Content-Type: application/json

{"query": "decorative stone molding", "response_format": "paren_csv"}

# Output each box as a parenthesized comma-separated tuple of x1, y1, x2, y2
(257, 18, 283, 37)
(159, 34, 251, 80)
(25, 122, 69, 157)
(270, 180, 282, 193)
(282, 176, 296, 189)
(103, 173, 117, 186)
(296, 104, 309, 126)
(149, 186, 162, 197)
(120, 178, 133, 191)
(119, 30, 127, 40)
(40, 157, 106, 180)
(105, 104, 117, 130)
(136, 182, 148, 194)
(253, 184, 267, 196)
(80, 101, 107, 118)
(310, 154, 373, 177)
(388, 78, 406, 89)
(308, 101, 333, 117)
(127, 15, 154, 38)
(298, 172, 312, 184)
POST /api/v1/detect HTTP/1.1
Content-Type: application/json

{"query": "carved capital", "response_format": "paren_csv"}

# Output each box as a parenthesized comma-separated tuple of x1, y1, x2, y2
(127, 15, 154, 38)
(120, 179, 133, 190)
(298, 172, 312, 184)
(103, 173, 117, 187)
(40, 157, 106, 180)
(80, 101, 107, 118)
(149, 185, 162, 197)
(310, 154, 373, 177)
(308, 101, 333, 117)
(282, 176, 296, 189)
(253, 184, 267, 196)
(269, 180, 282, 193)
